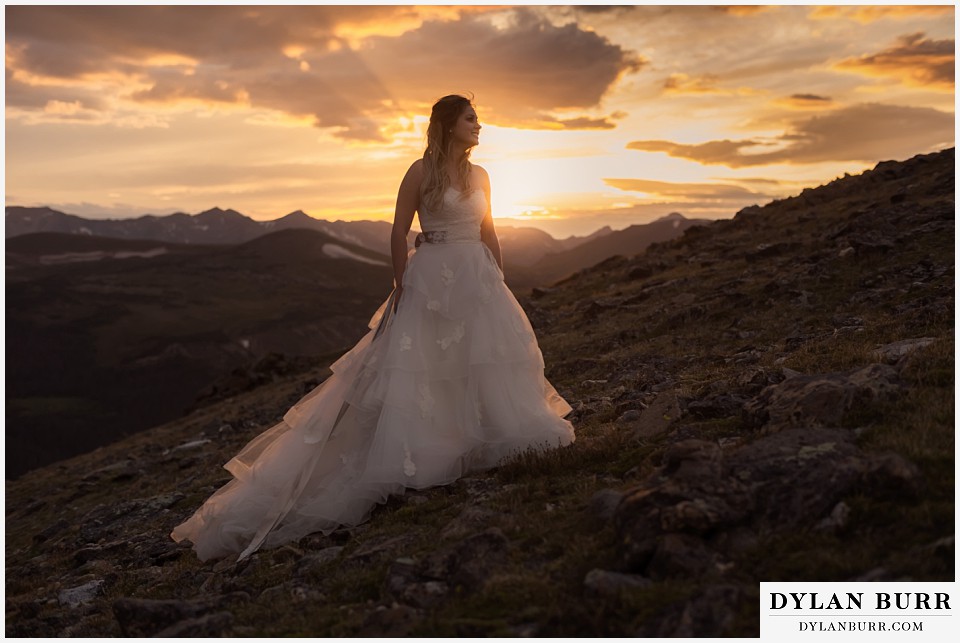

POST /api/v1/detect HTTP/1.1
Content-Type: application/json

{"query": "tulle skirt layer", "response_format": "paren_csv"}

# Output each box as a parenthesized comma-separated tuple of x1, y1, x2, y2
(171, 241, 575, 561)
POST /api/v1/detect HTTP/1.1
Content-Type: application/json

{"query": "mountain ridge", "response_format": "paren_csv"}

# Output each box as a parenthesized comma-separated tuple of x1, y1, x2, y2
(6, 204, 699, 290)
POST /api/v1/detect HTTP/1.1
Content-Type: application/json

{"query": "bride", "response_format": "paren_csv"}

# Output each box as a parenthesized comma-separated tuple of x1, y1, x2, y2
(171, 95, 576, 562)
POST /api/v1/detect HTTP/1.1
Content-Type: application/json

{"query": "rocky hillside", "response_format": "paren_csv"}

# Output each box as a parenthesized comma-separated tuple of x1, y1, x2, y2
(5, 148, 953, 637)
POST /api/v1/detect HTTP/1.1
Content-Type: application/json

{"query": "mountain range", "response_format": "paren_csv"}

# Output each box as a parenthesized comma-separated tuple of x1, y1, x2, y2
(5, 205, 707, 288)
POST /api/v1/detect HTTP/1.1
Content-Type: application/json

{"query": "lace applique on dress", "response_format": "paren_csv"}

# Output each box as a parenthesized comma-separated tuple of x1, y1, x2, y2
(440, 264, 455, 286)
(417, 383, 435, 418)
(437, 321, 465, 350)
(399, 333, 412, 351)
(402, 442, 417, 477)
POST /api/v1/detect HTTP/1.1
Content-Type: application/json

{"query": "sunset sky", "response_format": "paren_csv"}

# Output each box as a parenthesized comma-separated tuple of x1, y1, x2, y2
(4, 3, 955, 237)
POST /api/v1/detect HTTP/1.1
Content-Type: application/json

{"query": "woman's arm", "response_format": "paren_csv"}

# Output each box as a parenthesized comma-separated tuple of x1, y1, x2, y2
(477, 166, 503, 270)
(391, 160, 422, 309)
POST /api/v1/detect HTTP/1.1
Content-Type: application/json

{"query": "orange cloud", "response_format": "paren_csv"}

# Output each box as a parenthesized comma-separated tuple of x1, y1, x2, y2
(663, 72, 761, 96)
(835, 32, 954, 90)
(603, 177, 775, 203)
(664, 73, 722, 94)
(714, 6, 772, 17)
(627, 103, 954, 167)
(810, 5, 954, 24)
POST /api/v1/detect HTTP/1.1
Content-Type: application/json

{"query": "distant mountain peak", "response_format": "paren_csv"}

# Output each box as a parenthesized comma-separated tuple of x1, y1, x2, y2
(279, 210, 313, 220)
(654, 212, 686, 222)
(197, 207, 245, 219)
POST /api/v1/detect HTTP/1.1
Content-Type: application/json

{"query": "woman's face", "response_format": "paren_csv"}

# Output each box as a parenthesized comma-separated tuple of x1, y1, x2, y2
(450, 105, 481, 148)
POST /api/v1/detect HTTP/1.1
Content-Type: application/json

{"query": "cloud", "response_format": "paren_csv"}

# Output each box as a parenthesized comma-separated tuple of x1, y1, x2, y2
(361, 9, 644, 128)
(627, 103, 955, 167)
(603, 178, 776, 204)
(810, 6, 954, 24)
(5, 68, 110, 111)
(713, 6, 772, 17)
(775, 93, 833, 109)
(835, 33, 954, 90)
(663, 73, 722, 94)
(6, 6, 641, 139)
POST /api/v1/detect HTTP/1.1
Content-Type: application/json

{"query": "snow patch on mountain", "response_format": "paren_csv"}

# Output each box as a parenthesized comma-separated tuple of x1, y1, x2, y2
(321, 243, 388, 266)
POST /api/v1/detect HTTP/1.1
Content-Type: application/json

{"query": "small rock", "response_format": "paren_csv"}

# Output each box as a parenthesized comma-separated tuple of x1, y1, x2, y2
(588, 489, 625, 521)
(583, 569, 653, 596)
(171, 439, 212, 452)
(74, 539, 129, 564)
(616, 409, 642, 424)
(631, 390, 681, 440)
(687, 394, 748, 419)
(815, 501, 850, 532)
(58, 580, 104, 608)
(873, 337, 937, 364)
(297, 546, 344, 576)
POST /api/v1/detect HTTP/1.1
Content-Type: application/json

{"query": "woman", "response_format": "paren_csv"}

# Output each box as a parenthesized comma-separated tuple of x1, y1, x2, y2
(171, 95, 575, 562)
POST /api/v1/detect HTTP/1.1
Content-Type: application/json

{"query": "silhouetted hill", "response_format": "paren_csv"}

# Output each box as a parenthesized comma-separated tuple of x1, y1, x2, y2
(5, 229, 394, 478)
(506, 213, 710, 288)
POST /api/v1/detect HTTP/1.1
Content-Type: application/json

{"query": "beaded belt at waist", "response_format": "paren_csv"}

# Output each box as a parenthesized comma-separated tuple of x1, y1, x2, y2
(415, 230, 481, 246)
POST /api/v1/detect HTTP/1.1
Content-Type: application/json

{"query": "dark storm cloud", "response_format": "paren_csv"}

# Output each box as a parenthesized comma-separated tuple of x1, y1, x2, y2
(627, 103, 955, 167)
(6, 5, 640, 138)
(835, 32, 954, 89)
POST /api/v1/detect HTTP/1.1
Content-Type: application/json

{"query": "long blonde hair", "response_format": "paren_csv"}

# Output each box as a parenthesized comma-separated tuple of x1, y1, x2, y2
(420, 94, 476, 212)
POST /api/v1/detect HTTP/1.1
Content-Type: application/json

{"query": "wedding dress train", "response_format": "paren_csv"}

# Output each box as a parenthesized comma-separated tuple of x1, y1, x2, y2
(170, 185, 576, 561)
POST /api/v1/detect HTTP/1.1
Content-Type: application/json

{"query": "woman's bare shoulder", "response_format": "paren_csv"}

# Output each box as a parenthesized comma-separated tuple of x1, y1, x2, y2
(400, 158, 425, 187)
(408, 158, 425, 175)
(471, 163, 491, 186)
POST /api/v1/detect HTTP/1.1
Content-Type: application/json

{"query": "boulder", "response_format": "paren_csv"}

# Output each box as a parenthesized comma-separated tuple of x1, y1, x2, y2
(588, 489, 625, 521)
(743, 364, 902, 432)
(631, 390, 681, 440)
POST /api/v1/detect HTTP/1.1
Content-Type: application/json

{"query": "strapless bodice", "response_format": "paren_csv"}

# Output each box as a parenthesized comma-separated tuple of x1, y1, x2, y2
(418, 186, 486, 243)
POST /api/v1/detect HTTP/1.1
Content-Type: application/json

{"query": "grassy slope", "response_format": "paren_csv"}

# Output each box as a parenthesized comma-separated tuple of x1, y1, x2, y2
(5, 149, 954, 637)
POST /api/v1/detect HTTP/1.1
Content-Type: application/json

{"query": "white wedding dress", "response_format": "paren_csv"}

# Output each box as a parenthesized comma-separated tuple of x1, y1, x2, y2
(171, 186, 576, 561)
